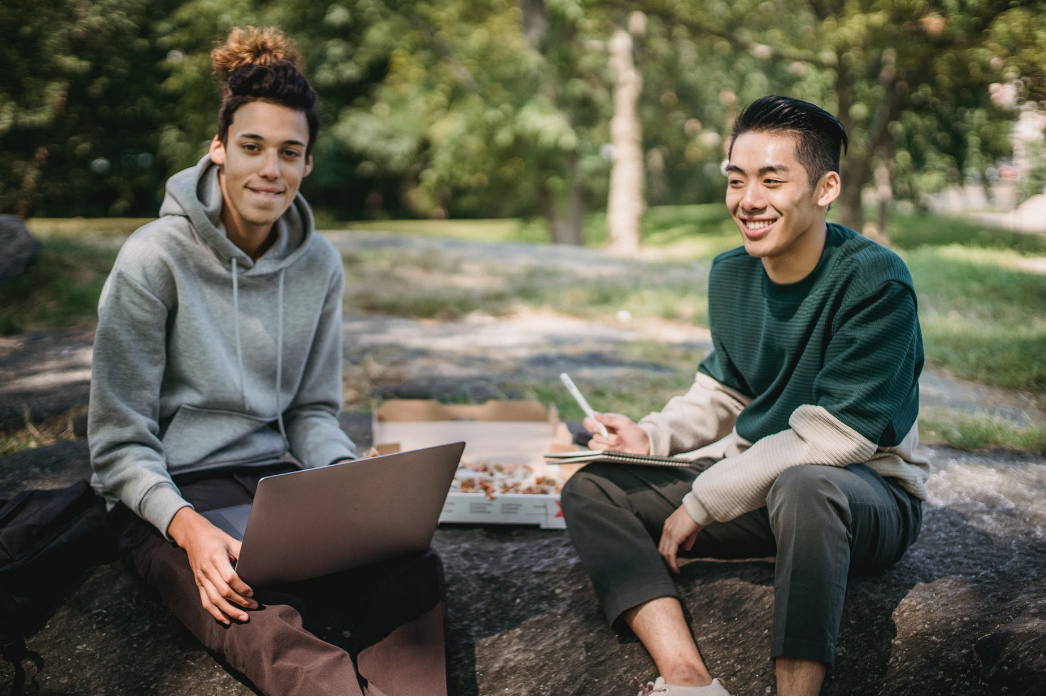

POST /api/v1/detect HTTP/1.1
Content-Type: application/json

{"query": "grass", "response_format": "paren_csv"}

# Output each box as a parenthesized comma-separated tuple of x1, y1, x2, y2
(886, 210, 1046, 254)
(11, 207, 1046, 453)
(904, 245, 1046, 394)
(919, 406, 1046, 454)
(0, 406, 86, 459)
(25, 217, 152, 239)
(340, 217, 554, 244)
(341, 244, 711, 325)
(341, 203, 742, 254)
(0, 239, 118, 334)
(516, 374, 693, 424)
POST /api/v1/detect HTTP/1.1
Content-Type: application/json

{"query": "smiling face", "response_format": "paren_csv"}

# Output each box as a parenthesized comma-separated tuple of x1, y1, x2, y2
(725, 130, 840, 283)
(209, 100, 313, 255)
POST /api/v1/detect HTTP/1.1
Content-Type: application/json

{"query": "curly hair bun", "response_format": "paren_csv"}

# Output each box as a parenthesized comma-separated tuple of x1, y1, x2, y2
(211, 26, 301, 80)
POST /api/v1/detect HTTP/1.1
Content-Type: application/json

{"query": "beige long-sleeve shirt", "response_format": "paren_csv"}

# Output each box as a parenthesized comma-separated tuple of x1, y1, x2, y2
(638, 371, 930, 527)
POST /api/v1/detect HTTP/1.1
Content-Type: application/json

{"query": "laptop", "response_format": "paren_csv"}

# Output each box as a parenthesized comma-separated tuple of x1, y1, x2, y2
(202, 441, 465, 587)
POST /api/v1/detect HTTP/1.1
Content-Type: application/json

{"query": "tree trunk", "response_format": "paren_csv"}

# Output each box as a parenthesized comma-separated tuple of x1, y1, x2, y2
(520, 0, 548, 51)
(834, 47, 904, 235)
(544, 156, 584, 245)
(874, 152, 893, 246)
(606, 16, 645, 254)
(838, 169, 865, 231)
(520, 0, 583, 244)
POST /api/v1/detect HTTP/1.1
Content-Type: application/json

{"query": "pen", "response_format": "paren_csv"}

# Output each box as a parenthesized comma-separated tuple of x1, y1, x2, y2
(559, 372, 609, 438)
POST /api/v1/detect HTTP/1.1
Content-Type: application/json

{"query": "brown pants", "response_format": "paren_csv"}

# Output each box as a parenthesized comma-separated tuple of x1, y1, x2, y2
(111, 466, 448, 696)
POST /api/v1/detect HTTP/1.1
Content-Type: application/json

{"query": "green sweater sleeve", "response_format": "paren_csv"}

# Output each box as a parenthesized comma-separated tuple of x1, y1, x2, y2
(815, 279, 921, 444)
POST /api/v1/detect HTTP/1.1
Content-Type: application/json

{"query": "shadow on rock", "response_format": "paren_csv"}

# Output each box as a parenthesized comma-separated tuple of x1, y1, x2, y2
(3, 439, 1046, 696)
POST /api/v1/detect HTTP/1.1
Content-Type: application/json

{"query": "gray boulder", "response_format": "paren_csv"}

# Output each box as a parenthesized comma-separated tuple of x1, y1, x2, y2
(1, 440, 1044, 695)
(0, 215, 41, 281)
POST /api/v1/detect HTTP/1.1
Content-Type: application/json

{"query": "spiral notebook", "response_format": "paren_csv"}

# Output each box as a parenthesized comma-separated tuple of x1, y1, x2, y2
(544, 450, 712, 469)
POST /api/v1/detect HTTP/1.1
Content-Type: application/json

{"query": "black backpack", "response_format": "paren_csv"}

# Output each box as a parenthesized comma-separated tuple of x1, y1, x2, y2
(0, 480, 117, 695)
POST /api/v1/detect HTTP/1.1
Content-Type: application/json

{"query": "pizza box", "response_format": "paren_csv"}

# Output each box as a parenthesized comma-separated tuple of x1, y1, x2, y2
(372, 399, 580, 529)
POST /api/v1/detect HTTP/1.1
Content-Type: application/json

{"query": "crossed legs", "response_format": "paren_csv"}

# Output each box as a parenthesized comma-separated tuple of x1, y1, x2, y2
(113, 466, 448, 696)
(560, 461, 921, 694)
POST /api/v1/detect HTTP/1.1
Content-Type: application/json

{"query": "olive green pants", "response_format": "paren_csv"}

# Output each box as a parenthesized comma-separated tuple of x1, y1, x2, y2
(560, 462, 922, 666)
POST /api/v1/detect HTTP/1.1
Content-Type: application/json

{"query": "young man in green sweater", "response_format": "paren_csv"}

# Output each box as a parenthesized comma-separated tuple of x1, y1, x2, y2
(561, 95, 929, 696)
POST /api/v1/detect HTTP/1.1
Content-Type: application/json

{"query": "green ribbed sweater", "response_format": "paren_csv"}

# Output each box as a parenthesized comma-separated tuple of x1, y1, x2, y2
(637, 223, 930, 526)
(699, 223, 923, 447)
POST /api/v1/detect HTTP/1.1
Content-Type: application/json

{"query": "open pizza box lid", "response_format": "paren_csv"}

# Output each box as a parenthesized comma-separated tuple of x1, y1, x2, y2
(373, 399, 582, 529)
(373, 399, 576, 466)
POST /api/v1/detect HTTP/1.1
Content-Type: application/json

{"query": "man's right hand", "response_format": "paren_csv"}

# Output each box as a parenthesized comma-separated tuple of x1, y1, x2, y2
(583, 413, 652, 454)
(167, 507, 257, 625)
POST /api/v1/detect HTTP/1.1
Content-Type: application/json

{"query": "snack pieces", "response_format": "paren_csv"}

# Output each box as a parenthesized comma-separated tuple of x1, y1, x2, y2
(451, 460, 564, 500)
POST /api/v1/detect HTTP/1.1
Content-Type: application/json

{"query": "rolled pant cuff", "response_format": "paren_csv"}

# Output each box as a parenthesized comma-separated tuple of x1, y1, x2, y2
(603, 581, 681, 629)
(771, 637, 835, 667)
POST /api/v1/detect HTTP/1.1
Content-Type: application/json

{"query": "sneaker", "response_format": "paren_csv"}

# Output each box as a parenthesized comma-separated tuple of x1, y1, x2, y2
(636, 676, 731, 696)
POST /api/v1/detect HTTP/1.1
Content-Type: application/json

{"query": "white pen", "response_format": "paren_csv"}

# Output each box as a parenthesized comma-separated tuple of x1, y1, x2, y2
(559, 372, 609, 438)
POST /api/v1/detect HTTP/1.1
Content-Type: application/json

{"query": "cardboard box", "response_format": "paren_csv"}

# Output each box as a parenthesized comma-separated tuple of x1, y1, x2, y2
(373, 399, 578, 529)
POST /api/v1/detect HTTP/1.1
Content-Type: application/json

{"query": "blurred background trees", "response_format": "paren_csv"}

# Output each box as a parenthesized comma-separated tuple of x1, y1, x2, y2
(1, 0, 1044, 244)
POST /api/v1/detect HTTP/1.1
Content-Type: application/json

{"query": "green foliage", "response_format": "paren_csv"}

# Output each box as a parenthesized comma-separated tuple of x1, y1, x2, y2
(4, 0, 1043, 231)
(0, 0, 182, 217)
(982, 7, 1046, 103)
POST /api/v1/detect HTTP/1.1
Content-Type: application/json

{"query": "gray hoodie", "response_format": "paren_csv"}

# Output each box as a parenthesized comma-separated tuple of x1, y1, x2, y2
(89, 155, 356, 538)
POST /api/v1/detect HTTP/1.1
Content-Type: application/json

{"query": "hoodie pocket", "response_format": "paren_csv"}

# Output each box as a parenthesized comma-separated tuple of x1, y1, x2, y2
(162, 404, 286, 470)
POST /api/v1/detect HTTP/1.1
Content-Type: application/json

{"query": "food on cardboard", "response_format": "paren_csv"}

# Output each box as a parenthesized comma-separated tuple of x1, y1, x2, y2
(451, 460, 564, 499)
(370, 399, 581, 528)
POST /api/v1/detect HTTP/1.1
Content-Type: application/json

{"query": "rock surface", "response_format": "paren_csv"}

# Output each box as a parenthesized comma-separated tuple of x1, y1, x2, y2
(0, 215, 41, 281)
(2, 437, 1044, 696)
(2, 232, 1044, 694)
(0, 329, 94, 432)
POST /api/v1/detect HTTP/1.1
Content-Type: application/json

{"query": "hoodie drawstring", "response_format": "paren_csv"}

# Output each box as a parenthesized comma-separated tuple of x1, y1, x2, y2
(232, 260, 288, 447)
(231, 257, 247, 409)
(275, 268, 287, 443)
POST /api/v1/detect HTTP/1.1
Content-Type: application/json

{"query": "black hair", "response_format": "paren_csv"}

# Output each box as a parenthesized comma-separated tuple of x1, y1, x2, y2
(728, 95, 848, 187)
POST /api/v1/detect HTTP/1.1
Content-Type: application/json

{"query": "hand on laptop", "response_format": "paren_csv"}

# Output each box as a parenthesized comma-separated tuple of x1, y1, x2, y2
(168, 507, 258, 625)
(584, 413, 652, 454)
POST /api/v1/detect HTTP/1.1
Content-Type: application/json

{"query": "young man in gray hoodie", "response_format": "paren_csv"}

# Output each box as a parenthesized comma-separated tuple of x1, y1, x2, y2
(89, 28, 447, 696)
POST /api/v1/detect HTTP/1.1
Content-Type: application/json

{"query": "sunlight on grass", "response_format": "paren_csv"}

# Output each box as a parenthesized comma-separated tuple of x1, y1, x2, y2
(339, 204, 739, 260)
(519, 374, 690, 423)
(0, 240, 116, 334)
(343, 244, 711, 325)
(0, 406, 86, 459)
(904, 245, 1046, 394)
(339, 218, 552, 244)
(919, 407, 1046, 454)
(888, 211, 1046, 253)
(27, 217, 151, 240)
